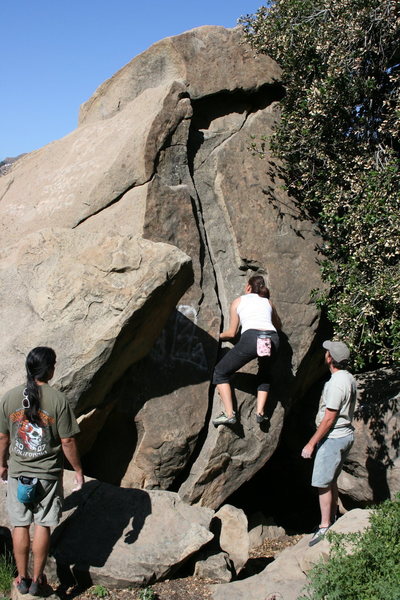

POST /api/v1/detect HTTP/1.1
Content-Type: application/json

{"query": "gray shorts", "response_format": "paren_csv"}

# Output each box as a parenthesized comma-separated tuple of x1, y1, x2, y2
(7, 476, 63, 527)
(312, 433, 354, 488)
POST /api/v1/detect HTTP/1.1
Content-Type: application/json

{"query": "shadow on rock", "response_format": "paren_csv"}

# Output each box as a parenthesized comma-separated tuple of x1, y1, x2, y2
(51, 482, 152, 589)
(82, 309, 219, 485)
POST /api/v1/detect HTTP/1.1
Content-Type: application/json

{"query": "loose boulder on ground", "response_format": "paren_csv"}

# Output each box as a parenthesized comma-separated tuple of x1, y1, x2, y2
(0, 472, 214, 588)
(248, 512, 286, 549)
(214, 504, 249, 575)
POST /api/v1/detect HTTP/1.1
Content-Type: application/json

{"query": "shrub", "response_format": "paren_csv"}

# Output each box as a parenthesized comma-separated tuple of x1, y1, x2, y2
(299, 494, 400, 599)
(138, 588, 157, 600)
(90, 584, 109, 598)
(240, 0, 400, 370)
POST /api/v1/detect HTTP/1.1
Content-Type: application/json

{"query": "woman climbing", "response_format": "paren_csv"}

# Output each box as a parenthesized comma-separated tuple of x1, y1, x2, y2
(212, 274, 281, 426)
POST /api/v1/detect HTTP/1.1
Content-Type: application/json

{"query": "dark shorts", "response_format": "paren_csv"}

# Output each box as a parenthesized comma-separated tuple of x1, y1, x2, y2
(7, 476, 63, 527)
(212, 329, 279, 392)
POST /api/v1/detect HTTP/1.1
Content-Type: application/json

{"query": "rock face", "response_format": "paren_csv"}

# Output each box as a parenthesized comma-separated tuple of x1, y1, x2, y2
(0, 26, 324, 507)
(338, 368, 400, 505)
(0, 155, 24, 177)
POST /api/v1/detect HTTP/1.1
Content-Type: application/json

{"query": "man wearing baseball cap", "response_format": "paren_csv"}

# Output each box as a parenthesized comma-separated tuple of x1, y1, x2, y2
(301, 340, 357, 546)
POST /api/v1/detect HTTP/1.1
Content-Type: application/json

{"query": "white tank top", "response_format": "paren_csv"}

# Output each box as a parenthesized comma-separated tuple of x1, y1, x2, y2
(237, 294, 276, 333)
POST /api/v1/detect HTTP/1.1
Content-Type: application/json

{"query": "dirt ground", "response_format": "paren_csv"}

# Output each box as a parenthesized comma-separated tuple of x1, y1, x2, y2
(55, 534, 302, 600)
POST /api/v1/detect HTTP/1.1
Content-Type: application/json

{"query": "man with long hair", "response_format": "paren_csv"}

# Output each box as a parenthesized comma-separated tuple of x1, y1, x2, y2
(0, 347, 84, 595)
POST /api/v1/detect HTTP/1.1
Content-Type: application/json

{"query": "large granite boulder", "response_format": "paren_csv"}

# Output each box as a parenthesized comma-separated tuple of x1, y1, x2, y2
(78, 26, 281, 124)
(0, 80, 191, 248)
(0, 472, 214, 588)
(0, 228, 192, 415)
(338, 368, 400, 505)
(0, 25, 324, 506)
(78, 27, 323, 501)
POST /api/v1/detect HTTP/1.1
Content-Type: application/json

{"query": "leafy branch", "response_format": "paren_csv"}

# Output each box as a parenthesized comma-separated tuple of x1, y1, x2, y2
(240, 0, 400, 369)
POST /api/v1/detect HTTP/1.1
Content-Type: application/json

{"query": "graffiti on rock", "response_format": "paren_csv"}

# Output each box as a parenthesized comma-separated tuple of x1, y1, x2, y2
(150, 305, 208, 372)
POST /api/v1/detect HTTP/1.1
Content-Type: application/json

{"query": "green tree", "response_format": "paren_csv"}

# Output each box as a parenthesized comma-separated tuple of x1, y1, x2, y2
(240, 0, 400, 369)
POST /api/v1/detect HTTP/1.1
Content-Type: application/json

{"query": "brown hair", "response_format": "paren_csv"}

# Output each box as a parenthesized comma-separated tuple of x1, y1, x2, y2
(248, 275, 270, 298)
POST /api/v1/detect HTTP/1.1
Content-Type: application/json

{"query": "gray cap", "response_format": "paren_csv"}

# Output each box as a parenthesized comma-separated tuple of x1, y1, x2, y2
(323, 340, 350, 363)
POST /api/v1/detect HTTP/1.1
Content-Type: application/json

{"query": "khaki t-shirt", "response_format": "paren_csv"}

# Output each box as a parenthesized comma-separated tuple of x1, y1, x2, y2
(315, 370, 357, 439)
(0, 383, 80, 480)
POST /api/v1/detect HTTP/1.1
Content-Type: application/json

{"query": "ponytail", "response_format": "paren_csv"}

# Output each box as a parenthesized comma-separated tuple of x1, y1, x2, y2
(24, 347, 56, 425)
(248, 275, 270, 299)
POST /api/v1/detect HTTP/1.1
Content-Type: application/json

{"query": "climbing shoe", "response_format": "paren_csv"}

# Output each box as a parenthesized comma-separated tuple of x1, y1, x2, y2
(15, 577, 31, 594)
(256, 413, 269, 424)
(309, 526, 330, 547)
(213, 411, 237, 426)
(28, 574, 47, 596)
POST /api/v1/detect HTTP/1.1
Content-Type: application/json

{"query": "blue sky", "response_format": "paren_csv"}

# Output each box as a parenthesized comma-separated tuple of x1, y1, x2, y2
(1, 1, 263, 159)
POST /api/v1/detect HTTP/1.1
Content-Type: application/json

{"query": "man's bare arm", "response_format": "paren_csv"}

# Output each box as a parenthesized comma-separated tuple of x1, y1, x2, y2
(0, 433, 10, 481)
(301, 408, 338, 459)
(61, 437, 85, 490)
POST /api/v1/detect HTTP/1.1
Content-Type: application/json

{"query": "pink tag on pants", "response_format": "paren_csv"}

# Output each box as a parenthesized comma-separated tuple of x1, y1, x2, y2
(257, 335, 272, 357)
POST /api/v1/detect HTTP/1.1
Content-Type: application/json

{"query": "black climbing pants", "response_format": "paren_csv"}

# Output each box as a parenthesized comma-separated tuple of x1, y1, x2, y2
(212, 329, 280, 392)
